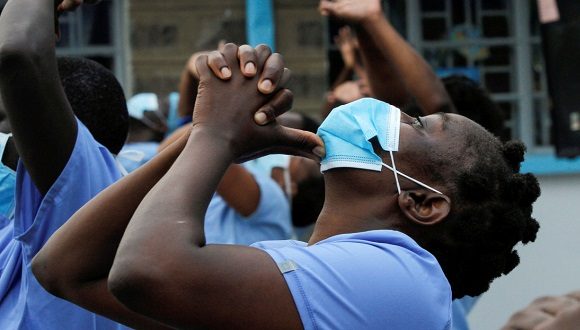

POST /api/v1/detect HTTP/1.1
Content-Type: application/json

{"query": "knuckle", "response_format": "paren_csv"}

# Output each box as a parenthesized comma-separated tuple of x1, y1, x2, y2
(208, 50, 222, 60)
(266, 53, 284, 66)
(223, 42, 237, 49)
(194, 54, 208, 70)
(262, 106, 276, 121)
(279, 89, 294, 104)
(255, 44, 272, 53)
(238, 44, 253, 53)
(222, 43, 238, 55)
(533, 296, 556, 305)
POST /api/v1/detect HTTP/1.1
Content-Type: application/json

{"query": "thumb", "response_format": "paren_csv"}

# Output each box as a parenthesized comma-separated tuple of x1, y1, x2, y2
(273, 126, 325, 162)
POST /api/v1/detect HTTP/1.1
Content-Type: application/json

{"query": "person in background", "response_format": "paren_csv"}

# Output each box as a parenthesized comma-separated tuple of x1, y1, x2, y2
(320, 0, 505, 140)
(0, 0, 139, 327)
(118, 93, 167, 174)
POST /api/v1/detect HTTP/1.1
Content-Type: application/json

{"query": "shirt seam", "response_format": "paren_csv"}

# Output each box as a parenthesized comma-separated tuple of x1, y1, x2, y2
(287, 269, 319, 330)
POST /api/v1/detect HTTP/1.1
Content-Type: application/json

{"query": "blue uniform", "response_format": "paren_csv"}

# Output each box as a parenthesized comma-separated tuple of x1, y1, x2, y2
(0, 120, 128, 329)
(118, 141, 159, 173)
(253, 230, 452, 330)
(205, 167, 292, 245)
(452, 296, 479, 330)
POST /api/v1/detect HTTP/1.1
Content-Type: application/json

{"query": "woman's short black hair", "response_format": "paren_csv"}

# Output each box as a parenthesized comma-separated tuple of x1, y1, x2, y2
(57, 56, 128, 154)
(421, 124, 540, 299)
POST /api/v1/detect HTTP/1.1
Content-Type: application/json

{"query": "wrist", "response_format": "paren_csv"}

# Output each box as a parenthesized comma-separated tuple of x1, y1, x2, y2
(359, 11, 385, 30)
(188, 125, 237, 162)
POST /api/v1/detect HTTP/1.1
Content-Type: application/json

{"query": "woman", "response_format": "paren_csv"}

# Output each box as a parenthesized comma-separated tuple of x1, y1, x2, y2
(33, 43, 540, 330)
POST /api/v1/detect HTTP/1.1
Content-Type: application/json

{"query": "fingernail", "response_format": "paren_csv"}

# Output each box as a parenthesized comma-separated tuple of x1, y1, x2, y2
(254, 112, 268, 125)
(313, 146, 325, 158)
(220, 67, 231, 78)
(245, 62, 256, 75)
(259, 79, 273, 92)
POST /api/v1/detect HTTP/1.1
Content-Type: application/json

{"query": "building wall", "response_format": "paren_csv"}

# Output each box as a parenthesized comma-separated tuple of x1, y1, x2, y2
(130, 0, 326, 116)
(469, 173, 580, 329)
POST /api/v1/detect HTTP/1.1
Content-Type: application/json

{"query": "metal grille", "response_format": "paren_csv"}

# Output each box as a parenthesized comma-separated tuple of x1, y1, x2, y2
(56, 0, 128, 90)
(407, 0, 551, 150)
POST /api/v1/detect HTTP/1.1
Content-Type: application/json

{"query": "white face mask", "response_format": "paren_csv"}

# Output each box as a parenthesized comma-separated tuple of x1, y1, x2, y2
(317, 98, 442, 195)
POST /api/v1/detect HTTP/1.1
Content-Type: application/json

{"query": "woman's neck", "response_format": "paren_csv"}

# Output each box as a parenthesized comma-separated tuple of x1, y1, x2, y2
(307, 193, 401, 245)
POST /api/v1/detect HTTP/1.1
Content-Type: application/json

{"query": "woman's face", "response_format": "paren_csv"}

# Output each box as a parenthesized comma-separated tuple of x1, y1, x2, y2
(390, 112, 478, 192)
(398, 111, 474, 152)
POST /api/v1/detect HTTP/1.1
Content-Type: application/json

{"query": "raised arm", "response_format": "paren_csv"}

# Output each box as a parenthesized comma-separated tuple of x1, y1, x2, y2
(320, 0, 455, 114)
(160, 126, 261, 217)
(330, 26, 365, 89)
(177, 51, 205, 119)
(0, 0, 83, 194)
(169, 45, 296, 216)
(111, 44, 321, 328)
(33, 44, 323, 329)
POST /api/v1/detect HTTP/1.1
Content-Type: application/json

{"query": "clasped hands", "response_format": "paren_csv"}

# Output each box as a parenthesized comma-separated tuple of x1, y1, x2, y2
(192, 43, 325, 163)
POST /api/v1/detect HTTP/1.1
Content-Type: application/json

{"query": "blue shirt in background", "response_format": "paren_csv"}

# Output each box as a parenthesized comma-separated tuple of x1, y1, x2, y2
(0, 119, 128, 329)
(205, 165, 292, 245)
(118, 141, 160, 174)
(452, 296, 480, 330)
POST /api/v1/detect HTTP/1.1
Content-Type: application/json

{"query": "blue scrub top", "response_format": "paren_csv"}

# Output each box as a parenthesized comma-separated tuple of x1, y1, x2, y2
(253, 230, 452, 330)
(0, 119, 128, 329)
(205, 165, 292, 245)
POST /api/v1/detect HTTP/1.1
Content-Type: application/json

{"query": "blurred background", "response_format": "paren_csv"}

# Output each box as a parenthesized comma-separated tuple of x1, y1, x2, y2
(57, 0, 554, 148)
(55, 1, 580, 329)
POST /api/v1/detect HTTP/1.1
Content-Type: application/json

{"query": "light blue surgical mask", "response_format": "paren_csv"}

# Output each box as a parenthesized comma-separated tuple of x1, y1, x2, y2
(0, 132, 16, 219)
(317, 98, 441, 195)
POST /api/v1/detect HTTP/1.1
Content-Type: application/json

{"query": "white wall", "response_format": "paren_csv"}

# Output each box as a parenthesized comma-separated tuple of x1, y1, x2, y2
(469, 174, 580, 329)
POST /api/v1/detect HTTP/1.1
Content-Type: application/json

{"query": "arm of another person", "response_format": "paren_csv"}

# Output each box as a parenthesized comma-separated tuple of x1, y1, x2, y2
(501, 291, 580, 330)
(33, 44, 320, 329)
(320, 0, 455, 115)
(330, 26, 359, 89)
(0, 0, 83, 195)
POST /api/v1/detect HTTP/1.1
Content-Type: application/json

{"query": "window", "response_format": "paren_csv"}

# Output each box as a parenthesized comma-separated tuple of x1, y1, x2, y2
(408, 0, 550, 151)
(56, 0, 128, 90)
(327, 0, 552, 152)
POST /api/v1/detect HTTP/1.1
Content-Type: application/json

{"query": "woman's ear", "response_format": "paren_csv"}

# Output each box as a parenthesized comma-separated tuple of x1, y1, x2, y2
(398, 190, 451, 226)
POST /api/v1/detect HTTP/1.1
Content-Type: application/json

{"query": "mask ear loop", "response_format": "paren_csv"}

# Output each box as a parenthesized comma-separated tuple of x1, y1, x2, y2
(389, 151, 402, 194)
(381, 161, 443, 194)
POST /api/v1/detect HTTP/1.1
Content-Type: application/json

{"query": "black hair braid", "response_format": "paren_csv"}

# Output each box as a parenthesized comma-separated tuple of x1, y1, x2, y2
(426, 138, 540, 299)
